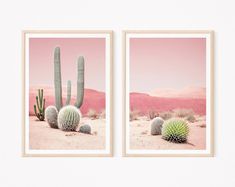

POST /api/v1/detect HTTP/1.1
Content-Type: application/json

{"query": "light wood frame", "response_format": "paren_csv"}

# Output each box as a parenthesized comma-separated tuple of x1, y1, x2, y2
(22, 30, 113, 157)
(123, 30, 214, 157)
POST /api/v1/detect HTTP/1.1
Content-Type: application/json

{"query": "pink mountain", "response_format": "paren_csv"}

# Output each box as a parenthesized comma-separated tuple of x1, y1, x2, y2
(29, 86, 105, 116)
(130, 90, 206, 115)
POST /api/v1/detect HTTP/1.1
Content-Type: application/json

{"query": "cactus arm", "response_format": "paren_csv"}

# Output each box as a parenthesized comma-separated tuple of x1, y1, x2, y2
(54, 47, 63, 111)
(42, 98, 45, 115)
(40, 89, 44, 109)
(75, 56, 84, 108)
(66, 80, 71, 105)
(36, 96, 41, 113)
(34, 105, 39, 118)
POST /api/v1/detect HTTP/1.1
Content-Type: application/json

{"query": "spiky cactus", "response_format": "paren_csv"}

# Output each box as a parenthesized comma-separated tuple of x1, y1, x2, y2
(58, 105, 81, 131)
(162, 119, 189, 143)
(34, 89, 45, 121)
(79, 124, 91, 134)
(65, 80, 71, 105)
(45, 106, 58, 128)
(151, 117, 164, 135)
(75, 56, 84, 108)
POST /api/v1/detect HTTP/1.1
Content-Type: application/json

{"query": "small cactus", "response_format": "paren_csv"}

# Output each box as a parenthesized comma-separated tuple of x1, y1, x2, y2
(162, 118, 189, 143)
(34, 89, 45, 121)
(45, 106, 58, 128)
(79, 124, 91, 134)
(58, 105, 81, 131)
(151, 117, 164, 135)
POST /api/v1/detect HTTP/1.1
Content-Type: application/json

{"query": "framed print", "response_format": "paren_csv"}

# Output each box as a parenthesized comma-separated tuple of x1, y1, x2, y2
(123, 30, 214, 157)
(22, 30, 113, 157)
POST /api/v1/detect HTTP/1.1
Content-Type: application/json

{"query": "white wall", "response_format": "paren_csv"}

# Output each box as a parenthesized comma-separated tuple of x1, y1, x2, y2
(0, 0, 233, 186)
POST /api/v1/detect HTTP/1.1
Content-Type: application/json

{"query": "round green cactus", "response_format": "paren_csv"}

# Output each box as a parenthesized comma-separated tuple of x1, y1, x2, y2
(58, 105, 81, 131)
(162, 118, 189, 143)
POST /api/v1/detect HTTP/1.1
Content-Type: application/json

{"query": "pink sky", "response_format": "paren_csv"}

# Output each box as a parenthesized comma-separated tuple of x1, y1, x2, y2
(130, 38, 206, 93)
(29, 38, 105, 92)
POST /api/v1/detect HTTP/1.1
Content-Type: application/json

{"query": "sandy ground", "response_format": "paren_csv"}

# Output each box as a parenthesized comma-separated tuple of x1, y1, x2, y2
(130, 117, 206, 150)
(29, 116, 106, 150)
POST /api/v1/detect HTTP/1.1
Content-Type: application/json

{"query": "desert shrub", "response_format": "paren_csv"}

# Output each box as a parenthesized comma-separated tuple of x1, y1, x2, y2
(162, 118, 189, 143)
(130, 110, 139, 121)
(186, 114, 196, 123)
(159, 111, 173, 120)
(87, 109, 99, 120)
(100, 109, 106, 119)
(173, 109, 194, 118)
(58, 105, 81, 131)
(148, 110, 158, 120)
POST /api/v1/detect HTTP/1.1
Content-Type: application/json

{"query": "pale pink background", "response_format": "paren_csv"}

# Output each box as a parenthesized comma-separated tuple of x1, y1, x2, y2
(130, 38, 206, 94)
(29, 38, 105, 91)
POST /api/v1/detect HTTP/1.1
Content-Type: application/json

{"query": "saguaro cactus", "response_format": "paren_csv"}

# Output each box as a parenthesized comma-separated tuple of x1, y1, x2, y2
(75, 56, 84, 108)
(34, 89, 45, 121)
(53, 47, 84, 111)
(54, 47, 63, 111)
(66, 80, 71, 105)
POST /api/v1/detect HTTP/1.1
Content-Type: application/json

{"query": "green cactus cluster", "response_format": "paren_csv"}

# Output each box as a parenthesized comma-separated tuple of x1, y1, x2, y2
(44, 47, 86, 132)
(34, 89, 45, 121)
(162, 118, 189, 143)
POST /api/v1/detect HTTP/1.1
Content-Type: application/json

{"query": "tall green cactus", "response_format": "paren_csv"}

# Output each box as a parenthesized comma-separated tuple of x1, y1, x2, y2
(53, 47, 84, 110)
(54, 47, 63, 111)
(75, 56, 84, 108)
(34, 89, 45, 121)
(66, 80, 71, 105)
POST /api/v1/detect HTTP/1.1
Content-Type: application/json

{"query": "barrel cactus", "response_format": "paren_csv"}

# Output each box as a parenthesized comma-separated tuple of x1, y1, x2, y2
(79, 124, 91, 134)
(162, 118, 189, 143)
(151, 117, 164, 135)
(58, 105, 81, 131)
(45, 106, 58, 128)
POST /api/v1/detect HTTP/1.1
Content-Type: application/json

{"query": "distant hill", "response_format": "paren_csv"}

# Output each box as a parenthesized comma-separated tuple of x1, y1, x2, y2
(29, 86, 105, 115)
(130, 92, 206, 115)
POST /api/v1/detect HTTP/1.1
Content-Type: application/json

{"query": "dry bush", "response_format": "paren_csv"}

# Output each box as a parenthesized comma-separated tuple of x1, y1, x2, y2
(147, 110, 158, 120)
(130, 110, 139, 121)
(99, 109, 106, 119)
(186, 114, 196, 123)
(173, 109, 194, 118)
(159, 111, 173, 120)
(87, 109, 99, 120)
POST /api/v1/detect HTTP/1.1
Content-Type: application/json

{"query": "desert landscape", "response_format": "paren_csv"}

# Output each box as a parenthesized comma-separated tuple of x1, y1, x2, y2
(27, 41, 108, 152)
(129, 88, 207, 150)
(129, 110, 206, 150)
(29, 116, 106, 150)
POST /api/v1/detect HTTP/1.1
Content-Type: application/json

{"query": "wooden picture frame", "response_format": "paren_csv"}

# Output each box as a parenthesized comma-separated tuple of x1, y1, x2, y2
(22, 30, 113, 157)
(123, 30, 214, 157)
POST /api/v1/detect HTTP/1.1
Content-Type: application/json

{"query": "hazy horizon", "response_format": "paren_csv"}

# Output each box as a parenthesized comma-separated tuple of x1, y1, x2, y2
(130, 38, 206, 93)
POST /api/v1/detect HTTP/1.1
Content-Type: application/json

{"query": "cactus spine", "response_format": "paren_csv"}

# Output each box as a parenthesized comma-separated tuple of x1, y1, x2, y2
(34, 89, 45, 121)
(54, 47, 63, 111)
(66, 80, 71, 105)
(75, 56, 84, 108)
